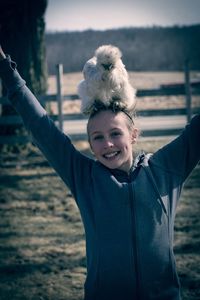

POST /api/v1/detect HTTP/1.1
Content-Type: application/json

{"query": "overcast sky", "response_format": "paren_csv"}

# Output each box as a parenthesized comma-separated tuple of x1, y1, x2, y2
(45, 0, 200, 32)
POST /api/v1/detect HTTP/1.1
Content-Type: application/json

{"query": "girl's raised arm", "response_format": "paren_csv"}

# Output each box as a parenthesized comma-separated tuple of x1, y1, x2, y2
(0, 47, 92, 199)
(151, 113, 200, 183)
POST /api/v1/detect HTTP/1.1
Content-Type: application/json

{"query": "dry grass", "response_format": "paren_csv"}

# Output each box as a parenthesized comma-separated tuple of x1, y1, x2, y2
(47, 71, 200, 93)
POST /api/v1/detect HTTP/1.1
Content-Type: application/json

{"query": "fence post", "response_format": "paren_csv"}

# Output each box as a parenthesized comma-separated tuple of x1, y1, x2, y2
(184, 59, 192, 123)
(56, 64, 63, 131)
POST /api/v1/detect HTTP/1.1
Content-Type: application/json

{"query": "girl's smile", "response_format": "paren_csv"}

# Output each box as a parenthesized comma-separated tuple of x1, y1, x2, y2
(103, 150, 120, 159)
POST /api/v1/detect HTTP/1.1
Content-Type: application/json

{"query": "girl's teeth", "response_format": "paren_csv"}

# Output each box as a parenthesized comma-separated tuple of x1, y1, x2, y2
(104, 152, 118, 158)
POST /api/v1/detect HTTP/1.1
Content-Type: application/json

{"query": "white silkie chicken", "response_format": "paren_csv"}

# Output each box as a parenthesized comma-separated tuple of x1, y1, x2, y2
(77, 44, 137, 114)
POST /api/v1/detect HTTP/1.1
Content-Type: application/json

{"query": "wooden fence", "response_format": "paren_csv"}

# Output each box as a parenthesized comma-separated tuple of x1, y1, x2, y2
(0, 61, 200, 145)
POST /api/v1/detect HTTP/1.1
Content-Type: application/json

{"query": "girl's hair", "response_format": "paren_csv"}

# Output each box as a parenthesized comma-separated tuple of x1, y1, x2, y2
(88, 99, 135, 130)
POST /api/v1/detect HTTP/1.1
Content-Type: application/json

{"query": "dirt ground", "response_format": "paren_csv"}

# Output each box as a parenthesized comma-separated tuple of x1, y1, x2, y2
(0, 138, 200, 300)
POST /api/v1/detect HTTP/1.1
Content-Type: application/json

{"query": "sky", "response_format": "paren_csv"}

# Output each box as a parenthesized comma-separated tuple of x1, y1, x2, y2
(45, 0, 200, 32)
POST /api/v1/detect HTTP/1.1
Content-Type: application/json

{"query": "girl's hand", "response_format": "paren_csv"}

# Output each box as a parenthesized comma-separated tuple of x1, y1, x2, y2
(0, 46, 6, 61)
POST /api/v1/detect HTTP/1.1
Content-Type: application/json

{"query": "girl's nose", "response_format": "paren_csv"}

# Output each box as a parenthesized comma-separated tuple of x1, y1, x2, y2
(103, 138, 114, 149)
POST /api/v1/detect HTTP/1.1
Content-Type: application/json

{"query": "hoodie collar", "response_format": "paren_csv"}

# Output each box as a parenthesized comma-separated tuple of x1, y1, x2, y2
(109, 151, 146, 182)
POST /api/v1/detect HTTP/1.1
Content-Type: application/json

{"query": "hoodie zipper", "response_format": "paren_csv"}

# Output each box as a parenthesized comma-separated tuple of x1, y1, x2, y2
(128, 181, 141, 300)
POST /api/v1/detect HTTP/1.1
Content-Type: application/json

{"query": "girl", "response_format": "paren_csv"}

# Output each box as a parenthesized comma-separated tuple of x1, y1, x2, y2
(0, 46, 199, 300)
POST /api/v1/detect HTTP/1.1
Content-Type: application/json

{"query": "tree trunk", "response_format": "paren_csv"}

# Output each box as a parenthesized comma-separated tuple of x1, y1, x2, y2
(0, 0, 48, 148)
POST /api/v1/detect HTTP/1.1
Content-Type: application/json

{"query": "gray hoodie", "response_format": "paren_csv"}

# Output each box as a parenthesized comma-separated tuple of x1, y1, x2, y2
(0, 56, 200, 300)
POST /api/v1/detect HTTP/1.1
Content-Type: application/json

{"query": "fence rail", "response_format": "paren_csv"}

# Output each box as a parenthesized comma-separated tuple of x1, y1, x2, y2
(0, 62, 200, 145)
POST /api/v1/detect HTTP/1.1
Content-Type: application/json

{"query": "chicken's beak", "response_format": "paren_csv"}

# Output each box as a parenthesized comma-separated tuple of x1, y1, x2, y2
(102, 63, 113, 70)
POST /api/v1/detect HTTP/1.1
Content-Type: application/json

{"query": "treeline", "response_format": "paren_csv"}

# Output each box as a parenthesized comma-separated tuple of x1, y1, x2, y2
(45, 25, 200, 74)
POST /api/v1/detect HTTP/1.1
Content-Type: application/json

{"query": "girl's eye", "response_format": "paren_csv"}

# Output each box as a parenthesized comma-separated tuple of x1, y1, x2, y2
(111, 131, 121, 137)
(93, 135, 103, 141)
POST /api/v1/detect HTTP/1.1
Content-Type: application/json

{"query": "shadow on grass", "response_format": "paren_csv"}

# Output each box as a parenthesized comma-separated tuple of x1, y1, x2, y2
(0, 255, 86, 278)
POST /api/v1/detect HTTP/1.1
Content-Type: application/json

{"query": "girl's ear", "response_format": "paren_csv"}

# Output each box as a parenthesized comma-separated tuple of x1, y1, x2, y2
(131, 128, 138, 144)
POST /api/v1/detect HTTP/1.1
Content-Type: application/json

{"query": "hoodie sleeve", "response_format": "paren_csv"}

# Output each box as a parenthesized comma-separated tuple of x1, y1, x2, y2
(0, 56, 93, 199)
(151, 114, 200, 182)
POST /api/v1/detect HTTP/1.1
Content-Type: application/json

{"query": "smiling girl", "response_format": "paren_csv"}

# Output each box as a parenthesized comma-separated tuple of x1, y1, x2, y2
(0, 46, 200, 300)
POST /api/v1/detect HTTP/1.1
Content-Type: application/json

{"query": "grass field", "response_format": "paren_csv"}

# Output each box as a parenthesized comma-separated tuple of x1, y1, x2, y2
(0, 138, 199, 300)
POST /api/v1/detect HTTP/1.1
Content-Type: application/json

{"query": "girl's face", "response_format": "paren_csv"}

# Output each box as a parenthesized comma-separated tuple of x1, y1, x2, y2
(87, 110, 138, 173)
